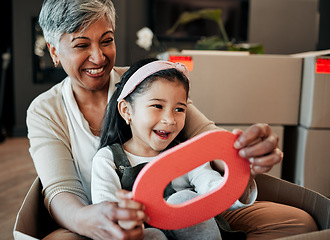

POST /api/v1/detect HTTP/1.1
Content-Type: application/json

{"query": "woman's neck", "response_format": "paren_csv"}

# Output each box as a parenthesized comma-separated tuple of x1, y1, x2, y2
(72, 83, 109, 136)
(72, 82, 109, 107)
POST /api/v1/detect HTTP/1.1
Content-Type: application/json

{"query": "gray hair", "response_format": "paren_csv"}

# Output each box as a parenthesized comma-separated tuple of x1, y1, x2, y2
(38, 0, 116, 49)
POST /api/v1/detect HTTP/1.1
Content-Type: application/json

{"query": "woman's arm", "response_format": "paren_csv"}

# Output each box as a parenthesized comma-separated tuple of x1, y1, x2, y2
(184, 103, 283, 175)
(28, 114, 146, 239)
(27, 89, 146, 239)
(27, 98, 89, 210)
(183, 102, 223, 138)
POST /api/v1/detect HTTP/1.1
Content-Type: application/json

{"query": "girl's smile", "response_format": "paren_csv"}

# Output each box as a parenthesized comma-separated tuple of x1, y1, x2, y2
(153, 130, 171, 140)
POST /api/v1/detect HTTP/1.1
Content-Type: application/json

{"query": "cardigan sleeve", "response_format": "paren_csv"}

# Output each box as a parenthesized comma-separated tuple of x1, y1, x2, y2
(26, 83, 89, 212)
(183, 100, 226, 139)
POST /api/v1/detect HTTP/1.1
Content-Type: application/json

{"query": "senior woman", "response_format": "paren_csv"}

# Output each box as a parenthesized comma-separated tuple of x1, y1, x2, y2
(27, 0, 318, 239)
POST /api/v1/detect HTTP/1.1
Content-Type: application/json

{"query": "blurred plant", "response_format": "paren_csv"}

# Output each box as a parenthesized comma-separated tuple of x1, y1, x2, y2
(166, 9, 229, 46)
(166, 8, 263, 54)
(136, 9, 263, 55)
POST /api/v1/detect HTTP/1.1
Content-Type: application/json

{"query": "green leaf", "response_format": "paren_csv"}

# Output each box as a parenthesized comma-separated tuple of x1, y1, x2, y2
(228, 43, 264, 54)
(194, 36, 227, 50)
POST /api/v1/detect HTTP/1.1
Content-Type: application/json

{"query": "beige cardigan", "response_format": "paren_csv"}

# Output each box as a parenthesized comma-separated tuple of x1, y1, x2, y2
(26, 67, 219, 211)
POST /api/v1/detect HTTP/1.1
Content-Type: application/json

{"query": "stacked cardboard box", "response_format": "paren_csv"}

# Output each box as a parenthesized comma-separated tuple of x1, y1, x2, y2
(248, 0, 319, 54)
(181, 50, 302, 126)
(290, 52, 330, 197)
(178, 50, 304, 179)
(177, 50, 330, 194)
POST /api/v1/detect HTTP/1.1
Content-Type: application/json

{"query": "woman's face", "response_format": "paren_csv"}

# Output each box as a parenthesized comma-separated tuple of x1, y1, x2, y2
(50, 16, 116, 92)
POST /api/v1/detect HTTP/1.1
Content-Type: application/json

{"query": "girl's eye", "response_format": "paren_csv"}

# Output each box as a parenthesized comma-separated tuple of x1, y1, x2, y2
(152, 104, 163, 109)
(175, 107, 186, 113)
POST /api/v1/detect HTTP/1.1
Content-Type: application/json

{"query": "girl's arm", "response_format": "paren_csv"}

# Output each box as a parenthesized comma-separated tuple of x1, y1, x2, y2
(187, 163, 257, 209)
(91, 147, 122, 204)
(91, 147, 146, 231)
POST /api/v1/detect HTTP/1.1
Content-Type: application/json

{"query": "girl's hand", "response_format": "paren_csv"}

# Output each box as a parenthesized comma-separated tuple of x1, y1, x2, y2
(76, 196, 147, 240)
(232, 123, 283, 176)
(116, 190, 148, 230)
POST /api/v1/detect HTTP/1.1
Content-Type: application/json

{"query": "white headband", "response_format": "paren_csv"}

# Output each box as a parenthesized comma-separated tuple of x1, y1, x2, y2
(117, 61, 189, 101)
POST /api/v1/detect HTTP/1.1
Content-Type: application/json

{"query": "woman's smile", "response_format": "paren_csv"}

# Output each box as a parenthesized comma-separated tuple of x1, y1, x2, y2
(85, 66, 106, 77)
(51, 16, 116, 92)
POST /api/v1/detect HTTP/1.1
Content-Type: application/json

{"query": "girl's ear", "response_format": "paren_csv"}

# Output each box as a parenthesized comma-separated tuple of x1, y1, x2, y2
(47, 43, 60, 67)
(118, 100, 131, 125)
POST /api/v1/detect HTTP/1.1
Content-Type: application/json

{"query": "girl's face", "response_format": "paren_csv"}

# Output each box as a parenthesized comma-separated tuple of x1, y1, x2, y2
(49, 15, 116, 93)
(125, 78, 187, 157)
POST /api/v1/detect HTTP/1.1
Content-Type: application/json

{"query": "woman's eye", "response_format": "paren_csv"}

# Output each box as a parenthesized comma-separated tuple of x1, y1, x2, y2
(74, 43, 88, 48)
(102, 38, 114, 45)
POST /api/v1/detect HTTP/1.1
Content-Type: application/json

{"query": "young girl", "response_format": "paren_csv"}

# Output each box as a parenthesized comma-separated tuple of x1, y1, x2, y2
(91, 59, 257, 240)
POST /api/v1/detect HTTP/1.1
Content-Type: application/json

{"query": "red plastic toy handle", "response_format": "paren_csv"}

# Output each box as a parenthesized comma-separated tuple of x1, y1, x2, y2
(132, 130, 250, 230)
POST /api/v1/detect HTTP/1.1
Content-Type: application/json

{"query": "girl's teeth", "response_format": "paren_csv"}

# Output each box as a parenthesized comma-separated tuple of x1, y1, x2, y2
(155, 130, 169, 137)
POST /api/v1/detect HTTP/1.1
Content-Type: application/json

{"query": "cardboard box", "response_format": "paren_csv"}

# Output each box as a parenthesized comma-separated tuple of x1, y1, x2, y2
(13, 178, 59, 240)
(217, 125, 284, 179)
(254, 174, 330, 240)
(180, 50, 303, 125)
(298, 55, 330, 128)
(291, 126, 330, 197)
(14, 175, 330, 239)
(248, 0, 319, 54)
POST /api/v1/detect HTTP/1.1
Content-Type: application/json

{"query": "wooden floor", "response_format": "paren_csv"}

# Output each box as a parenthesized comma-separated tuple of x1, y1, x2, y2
(0, 137, 37, 240)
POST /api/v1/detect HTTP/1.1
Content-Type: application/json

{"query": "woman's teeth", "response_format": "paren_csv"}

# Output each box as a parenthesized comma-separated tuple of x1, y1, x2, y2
(87, 67, 104, 75)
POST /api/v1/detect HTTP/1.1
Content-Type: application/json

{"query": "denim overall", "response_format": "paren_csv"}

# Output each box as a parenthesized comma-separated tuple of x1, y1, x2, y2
(109, 143, 176, 197)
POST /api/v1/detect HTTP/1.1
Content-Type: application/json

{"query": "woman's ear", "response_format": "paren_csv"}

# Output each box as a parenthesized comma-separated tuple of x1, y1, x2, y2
(47, 43, 60, 67)
(118, 100, 131, 125)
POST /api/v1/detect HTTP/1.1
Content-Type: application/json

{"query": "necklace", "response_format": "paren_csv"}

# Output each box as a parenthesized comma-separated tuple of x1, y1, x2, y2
(89, 126, 101, 132)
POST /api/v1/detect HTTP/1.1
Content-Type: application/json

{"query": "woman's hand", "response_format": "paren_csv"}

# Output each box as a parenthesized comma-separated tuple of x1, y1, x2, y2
(232, 123, 283, 176)
(75, 192, 147, 240)
(116, 190, 148, 231)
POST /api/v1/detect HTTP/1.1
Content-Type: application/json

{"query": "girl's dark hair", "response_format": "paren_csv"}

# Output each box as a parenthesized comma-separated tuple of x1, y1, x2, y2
(99, 58, 190, 149)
